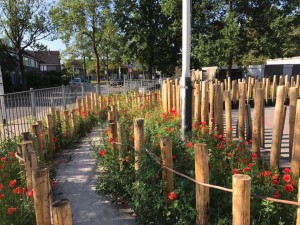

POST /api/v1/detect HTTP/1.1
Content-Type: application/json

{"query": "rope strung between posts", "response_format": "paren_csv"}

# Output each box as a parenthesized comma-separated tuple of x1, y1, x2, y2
(145, 148, 300, 207)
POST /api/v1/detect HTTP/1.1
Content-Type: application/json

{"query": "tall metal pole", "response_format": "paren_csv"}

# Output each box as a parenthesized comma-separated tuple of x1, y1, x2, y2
(181, 0, 192, 139)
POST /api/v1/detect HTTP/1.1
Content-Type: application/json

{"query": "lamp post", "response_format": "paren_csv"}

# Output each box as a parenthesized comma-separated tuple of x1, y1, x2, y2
(181, 0, 193, 139)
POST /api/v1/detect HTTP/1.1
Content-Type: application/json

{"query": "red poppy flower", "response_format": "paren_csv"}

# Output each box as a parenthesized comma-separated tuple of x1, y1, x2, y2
(186, 142, 193, 148)
(232, 168, 239, 174)
(99, 149, 106, 156)
(242, 167, 251, 172)
(273, 191, 280, 198)
(51, 181, 56, 187)
(284, 184, 294, 192)
(1, 157, 6, 161)
(0, 193, 5, 199)
(125, 156, 130, 163)
(7, 207, 17, 215)
(26, 190, 34, 197)
(272, 174, 279, 180)
(248, 163, 255, 167)
(283, 168, 290, 174)
(168, 191, 177, 200)
(264, 171, 271, 177)
(227, 152, 232, 157)
(249, 139, 253, 143)
(169, 127, 174, 133)
(283, 174, 291, 183)
(0, 183, 4, 191)
(290, 180, 295, 186)
(9, 152, 15, 158)
(12, 187, 23, 195)
(252, 153, 258, 160)
(201, 121, 207, 125)
(272, 180, 278, 185)
(51, 137, 57, 143)
(9, 180, 16, 188)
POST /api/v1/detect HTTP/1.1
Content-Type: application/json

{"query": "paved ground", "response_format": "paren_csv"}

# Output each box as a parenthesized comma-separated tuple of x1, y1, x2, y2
(53, 125, 137, 225)
(230, 105, 291, 168)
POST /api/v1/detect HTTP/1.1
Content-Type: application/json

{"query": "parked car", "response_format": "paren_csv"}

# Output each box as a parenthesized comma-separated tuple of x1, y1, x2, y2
(69, 78, 89, 85)
(109, 79, 124, 86)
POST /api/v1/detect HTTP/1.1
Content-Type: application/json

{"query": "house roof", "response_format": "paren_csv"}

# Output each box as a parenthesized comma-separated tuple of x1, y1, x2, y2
(25, 50, 60, 65)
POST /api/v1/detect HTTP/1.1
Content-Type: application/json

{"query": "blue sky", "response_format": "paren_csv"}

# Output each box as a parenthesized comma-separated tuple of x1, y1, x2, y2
(40, 38, 66, 51)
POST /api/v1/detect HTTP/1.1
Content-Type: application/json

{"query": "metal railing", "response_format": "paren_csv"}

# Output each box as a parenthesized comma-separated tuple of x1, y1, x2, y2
(0, 79, 160, 141)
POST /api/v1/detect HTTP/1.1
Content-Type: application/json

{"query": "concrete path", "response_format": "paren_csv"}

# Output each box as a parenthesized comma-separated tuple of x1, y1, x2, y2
(53, 125, 137, 225)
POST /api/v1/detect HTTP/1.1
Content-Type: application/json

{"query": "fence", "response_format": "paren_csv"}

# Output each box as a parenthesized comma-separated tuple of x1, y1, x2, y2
(161, 74, 300, 169)
(103, 88, 300, 224)
(0, 79, 160, 141)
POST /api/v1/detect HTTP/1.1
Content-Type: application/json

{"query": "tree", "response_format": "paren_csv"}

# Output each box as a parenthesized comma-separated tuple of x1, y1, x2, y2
(114, 0, 181, 78)
(0, 0, 54, 90)
(50, 0, 111, 83)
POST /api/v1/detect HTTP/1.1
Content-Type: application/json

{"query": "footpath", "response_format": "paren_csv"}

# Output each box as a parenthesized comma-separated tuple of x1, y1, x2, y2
(52, 125, 137, 225)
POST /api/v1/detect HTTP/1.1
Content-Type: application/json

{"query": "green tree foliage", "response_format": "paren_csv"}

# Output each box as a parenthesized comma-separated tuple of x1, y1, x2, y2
(50, 0, 111, 83)
(0, 0, 54, 90)
(114, 0, 181, 78)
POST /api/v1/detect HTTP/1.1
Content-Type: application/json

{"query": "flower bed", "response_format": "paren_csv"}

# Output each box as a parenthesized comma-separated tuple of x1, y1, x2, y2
(97, 100, 298, 225)
(0, 106, 104, 225)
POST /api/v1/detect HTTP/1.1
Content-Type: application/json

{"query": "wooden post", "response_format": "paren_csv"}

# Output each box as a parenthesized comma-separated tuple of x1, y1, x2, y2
(201, 81, 209, 124)
(32, 167, 51, 225)
(32, 123, 44, 160)
(232, 174, 251, 225)
(160, 137, 174, 199)
(209, 83, 215, 133)
(195, 143, 209, 225)
(63, 110, 69, 135)
(76, 98, 82, 116)
(194, 84, 201, 122)
(265, 78, 270, 104)
(162, 81, 168, 113)
(55, 110, 61, 127)
(167, 79, 173, 111)
(252, 89, 263, 157)
(215, 85, 223, 136)
(172, 84, 176, 110)
(46, 114, 54, 144)
(70, 109, 76, 132)
(134, 118, 144, 170)
(22, 141, 37, 190)
(90, 92, 95, 112)
(224, 91, 232, 139)
(260, 91, 265, 148)
(271, 75, 277, 104)
(245, 104, 252, 142)
(51, 107, 56, 125)
(296, 75, 300, 88)
(82, 97, 86, 114)
(270, 86, 286, 168)
(292, 100, 300, 177)
(52, 199, 73, 225)
(290, 87, 299, 158)
(238, 83, 246, 145)
(176, 82, 180, 113)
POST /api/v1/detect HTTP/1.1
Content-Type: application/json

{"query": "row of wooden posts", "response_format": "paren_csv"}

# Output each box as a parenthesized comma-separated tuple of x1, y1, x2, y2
(125, 116, 300, 225)
(162, 74, 300, 114)
(161, 76, 300, 173)
(14, 90, 160, 225)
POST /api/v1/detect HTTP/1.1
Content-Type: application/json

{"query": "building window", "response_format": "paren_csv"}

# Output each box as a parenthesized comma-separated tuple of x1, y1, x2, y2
(40, 65, 47, 71)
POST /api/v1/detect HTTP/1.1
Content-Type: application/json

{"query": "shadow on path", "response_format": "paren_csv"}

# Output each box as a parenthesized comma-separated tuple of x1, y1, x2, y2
(53, 125, 137, 225)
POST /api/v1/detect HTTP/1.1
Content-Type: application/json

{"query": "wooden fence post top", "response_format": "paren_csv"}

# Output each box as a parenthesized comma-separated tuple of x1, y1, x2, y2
(134, 118, 144, 125)
(52, 199, 70, 208)
(194, 143, 207, 148)
(160, 136, 172, 144)
(233, 174, 251, 181)
(33, 167, 48, 177)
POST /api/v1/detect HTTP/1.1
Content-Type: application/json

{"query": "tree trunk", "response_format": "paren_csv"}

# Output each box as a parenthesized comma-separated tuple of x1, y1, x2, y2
(18, 51, 27, 90)
(226, 54, 233, 78)
(147, 39, 154, 80)
(94, 48, 101, 83)
(83, 54, 87, 77)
